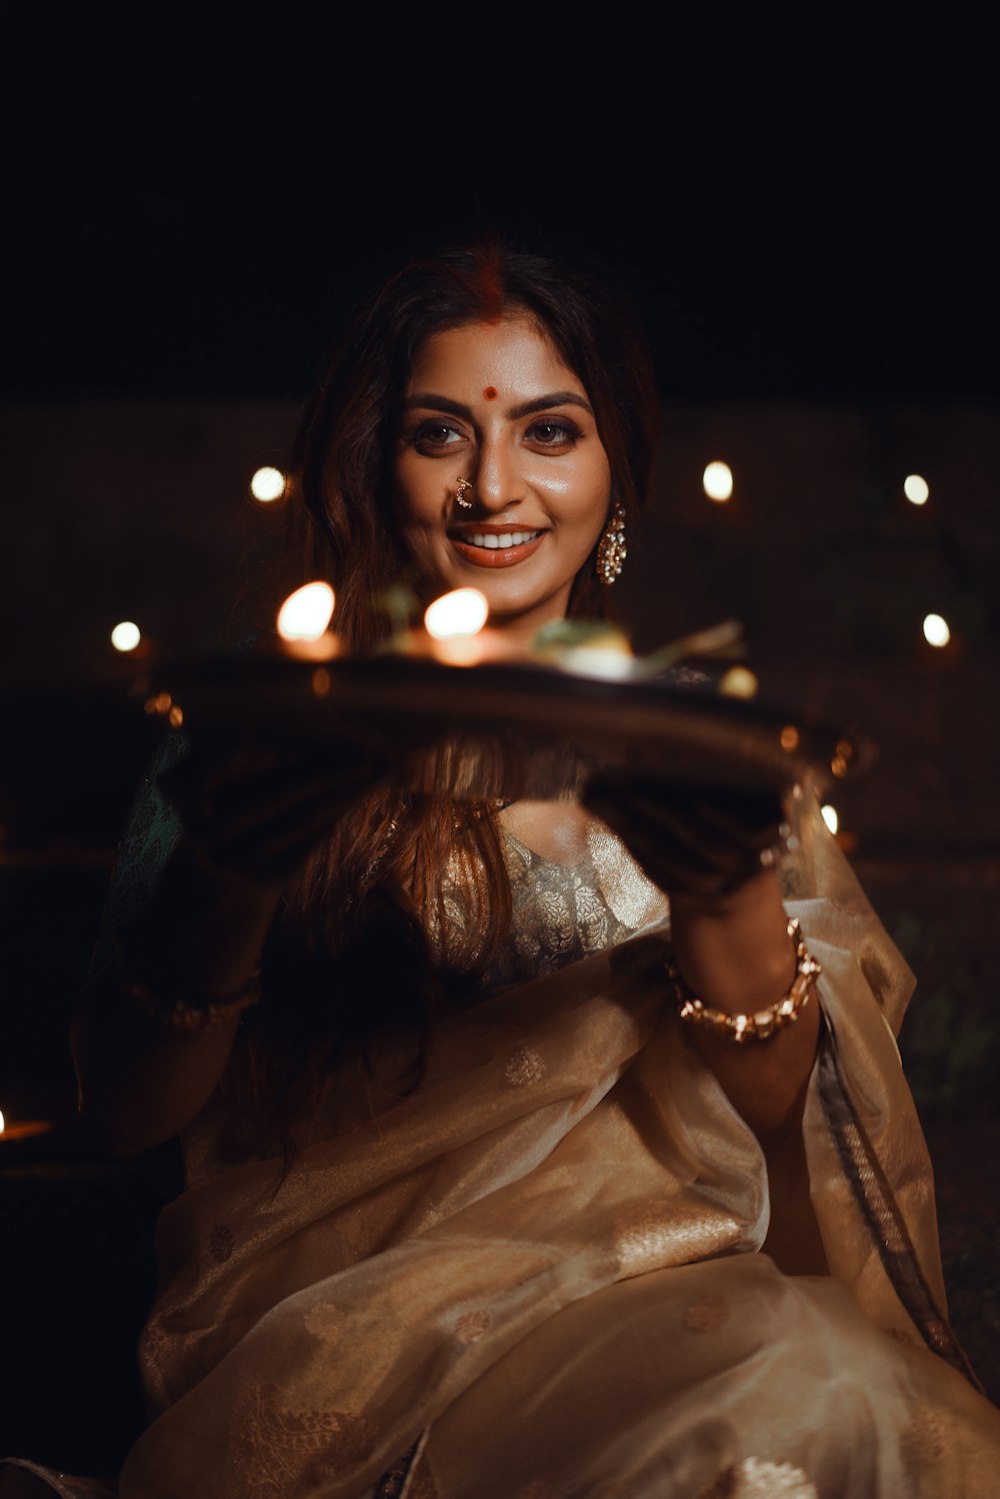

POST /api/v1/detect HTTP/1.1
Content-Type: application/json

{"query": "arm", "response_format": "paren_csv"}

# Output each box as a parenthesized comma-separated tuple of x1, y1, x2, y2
(668, 871, 819, 1139)
(668, 872, 829, 1274)
(72, 730, 389, 1156)
(584, 778, 828, 1273)
(583, 776, 818, 1130)
(71, 839, 280, 1156)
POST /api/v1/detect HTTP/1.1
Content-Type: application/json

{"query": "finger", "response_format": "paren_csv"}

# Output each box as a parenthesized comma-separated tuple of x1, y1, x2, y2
(586, 778, 784, 851)
(162, 745, 387, 831)
(583, 792, 724, 894)
(584, 780, 785, 897)
(196, 770, 383, 868)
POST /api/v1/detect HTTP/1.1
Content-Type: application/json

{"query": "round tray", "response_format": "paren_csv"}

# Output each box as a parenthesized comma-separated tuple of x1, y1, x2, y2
(149, 651, 875, 802)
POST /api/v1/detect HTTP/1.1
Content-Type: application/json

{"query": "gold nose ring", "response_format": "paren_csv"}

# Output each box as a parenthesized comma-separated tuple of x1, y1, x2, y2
(455, 477, 474, 509)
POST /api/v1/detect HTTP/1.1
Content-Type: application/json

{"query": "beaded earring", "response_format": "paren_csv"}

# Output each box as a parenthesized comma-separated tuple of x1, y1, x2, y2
(596, 498, 627, 585)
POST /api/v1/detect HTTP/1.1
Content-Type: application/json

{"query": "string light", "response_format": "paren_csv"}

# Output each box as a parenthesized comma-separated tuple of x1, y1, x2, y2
(904, 474, 929, 506)
(110, 621, 141, 652)
(922, 613, 951, 648)
(703, 461, 734, 503)
(821, 805, 839, 835)
(250, 466, 287, 503)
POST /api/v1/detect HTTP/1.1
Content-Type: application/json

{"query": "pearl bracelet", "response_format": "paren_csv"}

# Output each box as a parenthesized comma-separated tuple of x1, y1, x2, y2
(667, 917, 821, 1044)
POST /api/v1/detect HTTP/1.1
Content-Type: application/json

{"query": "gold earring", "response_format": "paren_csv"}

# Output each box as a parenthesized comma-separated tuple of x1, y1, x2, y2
(596, 498, 627, 585)
(455, 477, 474, 509)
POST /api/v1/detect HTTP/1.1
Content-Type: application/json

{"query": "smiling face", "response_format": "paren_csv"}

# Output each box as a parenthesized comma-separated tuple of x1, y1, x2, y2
(393, 315, 613, 640)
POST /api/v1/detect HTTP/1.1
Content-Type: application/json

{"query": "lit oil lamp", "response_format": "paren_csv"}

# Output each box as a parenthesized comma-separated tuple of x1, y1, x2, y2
(0, 1106, 53, 1144)
(421, 588, 493, 666)
(276, 581, 341, 661)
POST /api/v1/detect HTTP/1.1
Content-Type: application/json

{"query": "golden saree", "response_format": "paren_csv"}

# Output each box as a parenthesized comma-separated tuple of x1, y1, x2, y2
(106, 794, 1000, 1497)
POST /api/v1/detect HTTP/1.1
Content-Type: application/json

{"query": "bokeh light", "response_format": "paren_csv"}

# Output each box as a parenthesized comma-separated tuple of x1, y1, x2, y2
(424, 588, 489, 639)
(110, 621, 141, 652)
(821, 804, 839, 835)
(703, 461, 734, 503)
(922, 613, 951, 648)
(718, 665, 758, 698)
(903, 474, 930, 506)
(250, 466, 287, 503)
(277, 582, 336, 641)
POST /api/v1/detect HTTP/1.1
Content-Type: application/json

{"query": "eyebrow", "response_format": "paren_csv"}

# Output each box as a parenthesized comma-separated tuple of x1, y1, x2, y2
(403, 390, 594, 420)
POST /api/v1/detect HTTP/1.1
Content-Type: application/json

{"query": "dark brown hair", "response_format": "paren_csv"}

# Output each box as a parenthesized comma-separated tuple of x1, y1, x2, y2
(293, 236, 660, 645)
(241, 236, 660, 1143)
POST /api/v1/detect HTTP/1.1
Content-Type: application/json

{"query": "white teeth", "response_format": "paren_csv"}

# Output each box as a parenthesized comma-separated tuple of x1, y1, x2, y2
(465, 530, 540, 549)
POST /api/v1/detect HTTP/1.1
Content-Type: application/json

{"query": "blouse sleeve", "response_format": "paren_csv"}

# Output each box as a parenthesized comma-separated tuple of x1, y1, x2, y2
(87, 726, 188, 978)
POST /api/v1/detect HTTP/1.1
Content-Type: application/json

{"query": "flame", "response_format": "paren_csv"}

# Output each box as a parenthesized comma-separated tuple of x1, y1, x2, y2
(424, 588, 489, 639)
(277, 582, 336, 641)
(0, 1108, 5, 1133)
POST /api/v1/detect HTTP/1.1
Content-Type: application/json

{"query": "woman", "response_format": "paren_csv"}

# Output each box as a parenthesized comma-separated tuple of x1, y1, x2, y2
(9, 239, 1000, 1497)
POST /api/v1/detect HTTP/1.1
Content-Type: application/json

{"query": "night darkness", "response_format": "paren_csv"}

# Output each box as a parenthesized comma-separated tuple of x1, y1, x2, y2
(4, 11, 998, 410)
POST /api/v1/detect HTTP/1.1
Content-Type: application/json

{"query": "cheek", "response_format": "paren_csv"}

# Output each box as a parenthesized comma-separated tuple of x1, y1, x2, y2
(536, 449, 612, 516)
(392, 460, 436, 534)
(574, 452, 613, 535)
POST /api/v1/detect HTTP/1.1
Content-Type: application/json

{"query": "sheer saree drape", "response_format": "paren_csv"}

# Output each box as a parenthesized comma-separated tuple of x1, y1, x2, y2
(106, 793, 1000, 1497)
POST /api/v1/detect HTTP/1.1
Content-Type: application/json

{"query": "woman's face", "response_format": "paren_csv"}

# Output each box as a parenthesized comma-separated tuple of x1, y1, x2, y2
(393, 315, 613, 639)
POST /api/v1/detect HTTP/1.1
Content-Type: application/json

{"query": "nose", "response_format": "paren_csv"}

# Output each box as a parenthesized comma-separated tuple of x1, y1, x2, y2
(471, 437, 524, 514)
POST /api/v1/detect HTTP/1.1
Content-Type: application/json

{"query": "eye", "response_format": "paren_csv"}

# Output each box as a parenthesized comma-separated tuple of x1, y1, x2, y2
(407, 419, 468, 455)
(524, 417, 583, 450)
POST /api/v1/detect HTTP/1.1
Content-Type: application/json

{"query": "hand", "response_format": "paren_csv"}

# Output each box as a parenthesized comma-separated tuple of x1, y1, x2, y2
(582, 773, 788, 904)
(159, 732, 398, 890)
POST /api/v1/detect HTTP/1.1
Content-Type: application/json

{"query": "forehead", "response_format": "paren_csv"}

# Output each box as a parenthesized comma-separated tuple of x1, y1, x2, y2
(406, 316, 586, 398)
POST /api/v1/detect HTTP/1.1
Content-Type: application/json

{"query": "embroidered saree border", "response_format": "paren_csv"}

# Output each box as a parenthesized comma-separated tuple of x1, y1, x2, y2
(816, 1022, 982, 1391)
(373, 1430, 428, 1498)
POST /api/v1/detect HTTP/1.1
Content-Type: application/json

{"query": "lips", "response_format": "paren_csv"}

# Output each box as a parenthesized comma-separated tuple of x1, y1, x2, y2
(448, 525, 546, 569)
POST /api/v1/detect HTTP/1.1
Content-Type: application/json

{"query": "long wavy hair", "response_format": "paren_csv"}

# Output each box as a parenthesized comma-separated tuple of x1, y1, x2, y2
(239, 237, 661, 1142)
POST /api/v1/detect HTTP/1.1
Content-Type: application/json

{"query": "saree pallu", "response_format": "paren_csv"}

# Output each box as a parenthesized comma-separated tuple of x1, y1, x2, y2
(101, 797, 1000, 1497)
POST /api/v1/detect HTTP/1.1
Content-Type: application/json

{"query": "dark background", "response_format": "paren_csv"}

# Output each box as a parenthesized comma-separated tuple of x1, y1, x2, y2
(2, 12, 999, 1476)
(4, 9, 998, 410)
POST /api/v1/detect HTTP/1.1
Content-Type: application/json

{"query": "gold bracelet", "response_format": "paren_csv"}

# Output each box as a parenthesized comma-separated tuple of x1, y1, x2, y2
(123, 968, 261, 1032)
(666, 917, 820, 1044)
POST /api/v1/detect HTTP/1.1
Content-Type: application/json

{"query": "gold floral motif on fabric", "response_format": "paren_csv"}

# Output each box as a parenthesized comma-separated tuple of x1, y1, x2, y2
(303, 1300, 342, 1339)
(505, 1046, 547, 1087)
(685, 1294, 731, 1331)
(231, 1383, 377, 1497)
(454, 1308, 492, 1343)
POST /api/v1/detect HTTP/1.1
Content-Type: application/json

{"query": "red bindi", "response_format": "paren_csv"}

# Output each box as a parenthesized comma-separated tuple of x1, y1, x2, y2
(483, 386, 498, 401)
